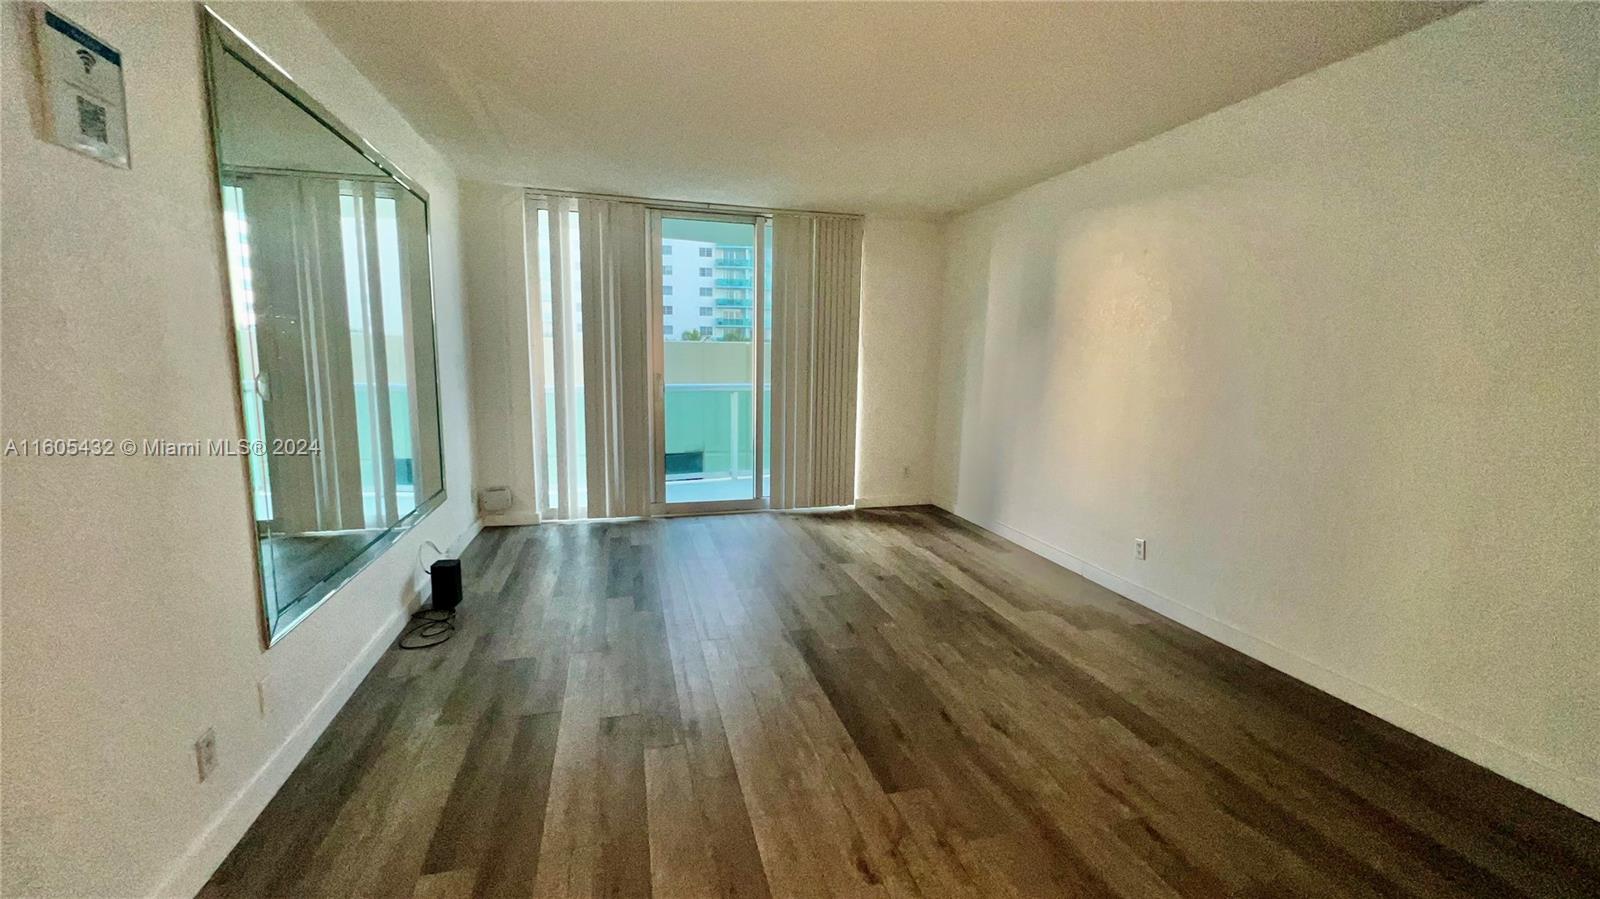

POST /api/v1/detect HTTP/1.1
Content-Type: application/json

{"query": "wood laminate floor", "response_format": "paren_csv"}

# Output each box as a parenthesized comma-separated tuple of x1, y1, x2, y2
(203, 507, 1600, 898)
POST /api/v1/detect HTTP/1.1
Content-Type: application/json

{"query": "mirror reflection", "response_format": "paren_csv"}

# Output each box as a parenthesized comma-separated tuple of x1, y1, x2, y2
(208, 28, 445, 643)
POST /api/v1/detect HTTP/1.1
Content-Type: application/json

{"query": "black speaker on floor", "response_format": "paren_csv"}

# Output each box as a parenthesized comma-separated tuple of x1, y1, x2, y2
(430, 557, 463, 611)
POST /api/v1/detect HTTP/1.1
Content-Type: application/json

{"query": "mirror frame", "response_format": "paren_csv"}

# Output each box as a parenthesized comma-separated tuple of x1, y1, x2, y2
(199, 6, 448, 648)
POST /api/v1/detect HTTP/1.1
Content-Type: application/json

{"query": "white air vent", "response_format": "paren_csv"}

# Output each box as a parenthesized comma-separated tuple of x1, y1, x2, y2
(477, 486, 513, 514)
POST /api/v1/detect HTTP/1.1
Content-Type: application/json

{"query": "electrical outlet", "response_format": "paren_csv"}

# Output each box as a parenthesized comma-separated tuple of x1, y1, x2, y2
(1134, 538, 1147, 561)
(194, 728, 217, 782)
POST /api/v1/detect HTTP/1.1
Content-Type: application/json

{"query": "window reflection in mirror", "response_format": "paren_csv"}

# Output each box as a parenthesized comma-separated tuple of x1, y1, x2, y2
(206, 15, 445, 644)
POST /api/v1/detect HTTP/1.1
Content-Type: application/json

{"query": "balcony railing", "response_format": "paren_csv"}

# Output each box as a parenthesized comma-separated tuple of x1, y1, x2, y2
(715, 258, 752, 268)
(548, 382, 772, 493)
(714, 297, 751, 308)
(715, 278, 751, 288)
(714, 317, 750, 328)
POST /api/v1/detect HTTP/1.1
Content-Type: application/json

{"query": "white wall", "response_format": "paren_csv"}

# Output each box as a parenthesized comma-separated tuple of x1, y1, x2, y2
(934, 3, 1598, 819)
(856, 217, 944, 507)
(0, 3, 479, 896)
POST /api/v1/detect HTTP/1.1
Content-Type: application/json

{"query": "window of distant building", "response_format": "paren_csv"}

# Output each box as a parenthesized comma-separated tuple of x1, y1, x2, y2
(699, 267, 712, 277)
(699, 287, 712, 296)
(698, 306, 713, 316)
(663, 324, 673, 336)
(663, 265, 672, 275)
(663, 305, 673, 315)
(663, 286, 673, 296)
(698, 247, 712, 257)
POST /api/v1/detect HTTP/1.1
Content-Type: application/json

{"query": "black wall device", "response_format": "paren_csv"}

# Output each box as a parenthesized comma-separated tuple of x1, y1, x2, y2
(430, 558, 463, 611)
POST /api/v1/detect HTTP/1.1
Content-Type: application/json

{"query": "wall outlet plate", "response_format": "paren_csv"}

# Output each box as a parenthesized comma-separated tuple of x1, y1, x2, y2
(1135, 538, 1147, 561)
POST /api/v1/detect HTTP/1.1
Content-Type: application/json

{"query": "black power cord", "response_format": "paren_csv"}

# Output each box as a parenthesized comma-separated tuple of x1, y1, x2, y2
(399, 607, 456, 649)
(400, 540, 458, 650)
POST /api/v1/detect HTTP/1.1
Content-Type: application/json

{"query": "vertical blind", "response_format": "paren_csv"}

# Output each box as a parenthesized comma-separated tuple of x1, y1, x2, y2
(522, 194, 581, 520)
(523, 195, 652, 521)
(770, 214, 863, 509)
(578, 199, 651, 518)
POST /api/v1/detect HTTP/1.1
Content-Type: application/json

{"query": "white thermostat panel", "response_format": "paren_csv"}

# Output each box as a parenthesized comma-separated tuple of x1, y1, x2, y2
(32, 4, 129, 168)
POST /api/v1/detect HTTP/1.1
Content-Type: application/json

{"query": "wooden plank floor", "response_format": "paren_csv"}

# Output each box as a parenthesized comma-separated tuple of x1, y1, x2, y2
(202, 507, 1600, 898)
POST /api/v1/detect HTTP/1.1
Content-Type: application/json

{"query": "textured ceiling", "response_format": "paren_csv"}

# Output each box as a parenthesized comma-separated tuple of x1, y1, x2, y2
(303, 1, 1466, 217)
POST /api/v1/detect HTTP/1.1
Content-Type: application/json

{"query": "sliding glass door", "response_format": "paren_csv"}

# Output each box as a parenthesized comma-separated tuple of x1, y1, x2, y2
(651, 212, 767, 512)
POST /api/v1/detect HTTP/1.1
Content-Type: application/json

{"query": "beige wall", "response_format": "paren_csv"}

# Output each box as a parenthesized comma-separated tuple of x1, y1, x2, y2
(934, 3, 1598, 818)
(857, 217, 943, 507)
(0, 3, 479, 896)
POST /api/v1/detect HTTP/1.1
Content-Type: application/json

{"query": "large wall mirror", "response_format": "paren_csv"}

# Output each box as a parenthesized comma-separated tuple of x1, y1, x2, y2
(202, 10, 446, 645)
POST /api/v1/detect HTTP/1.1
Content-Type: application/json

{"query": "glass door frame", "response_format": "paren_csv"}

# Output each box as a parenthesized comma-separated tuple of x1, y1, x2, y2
(646, 208, 769, 516)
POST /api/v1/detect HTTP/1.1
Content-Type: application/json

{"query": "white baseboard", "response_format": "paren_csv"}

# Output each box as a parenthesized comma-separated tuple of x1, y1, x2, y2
(939, 505, 1599, 823)
(153, 517, 484, 898)
(854, 493, 932, 509)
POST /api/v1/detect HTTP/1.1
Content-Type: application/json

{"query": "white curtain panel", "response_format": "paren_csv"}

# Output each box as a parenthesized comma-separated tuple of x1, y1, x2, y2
(770, 214, 863, 509)
(578, 198, 652, 518)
